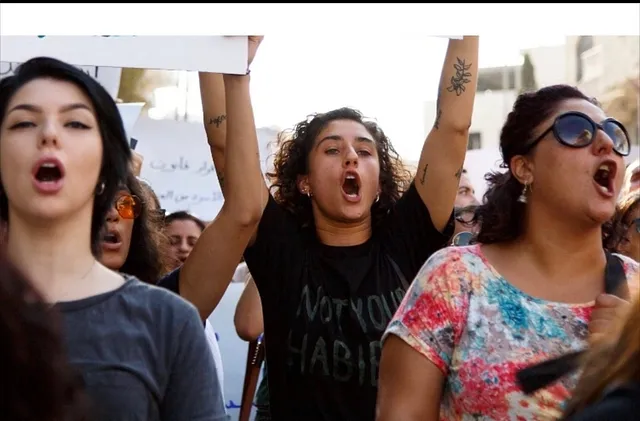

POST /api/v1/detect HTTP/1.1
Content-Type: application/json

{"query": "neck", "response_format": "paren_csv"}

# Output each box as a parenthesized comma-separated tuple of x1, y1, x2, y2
(518, 202, 606, 277)
(7, 208, 96, 302)
(314, 213, 372, 247)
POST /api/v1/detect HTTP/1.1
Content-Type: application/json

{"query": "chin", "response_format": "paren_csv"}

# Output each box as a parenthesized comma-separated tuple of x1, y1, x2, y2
(99, 251, 125, 272)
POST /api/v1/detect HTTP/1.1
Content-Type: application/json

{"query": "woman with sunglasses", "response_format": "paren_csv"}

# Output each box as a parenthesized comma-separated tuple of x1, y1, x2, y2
(0, 57, 227, 420)
(100, 173, 170, 284)
(377, 84, 639, 421)
(605, 190, 640, 261)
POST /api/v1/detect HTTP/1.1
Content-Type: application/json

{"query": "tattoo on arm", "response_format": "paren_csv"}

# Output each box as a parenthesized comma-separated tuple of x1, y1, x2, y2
(446, 58, 473, 96)
(209, 114, 227, 128)
(433, 109, 443, 130)
(455, 167, 463, 180)
(420, 164, 428, 185)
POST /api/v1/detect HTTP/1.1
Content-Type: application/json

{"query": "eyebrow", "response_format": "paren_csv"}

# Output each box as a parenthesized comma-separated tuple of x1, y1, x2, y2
(8, 103, 92, 115)
(316, 135, 374, 149)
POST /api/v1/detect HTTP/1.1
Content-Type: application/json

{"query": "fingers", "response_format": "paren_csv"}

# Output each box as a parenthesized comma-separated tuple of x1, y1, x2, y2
(595, 293, 627, 308)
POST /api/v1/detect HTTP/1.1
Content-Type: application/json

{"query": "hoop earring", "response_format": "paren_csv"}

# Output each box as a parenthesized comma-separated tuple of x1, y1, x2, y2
(96, 181, 105, 196)
(517, 182, 529, 204)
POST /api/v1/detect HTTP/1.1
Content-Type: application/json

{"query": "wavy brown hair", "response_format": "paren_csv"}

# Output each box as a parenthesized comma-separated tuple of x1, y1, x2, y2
(603, 190, 640, 252)
(267, 107, 412, 227)
(119, 175, 170, 283)
(562, 293, 640, 418)
(0, 249, 89, 420)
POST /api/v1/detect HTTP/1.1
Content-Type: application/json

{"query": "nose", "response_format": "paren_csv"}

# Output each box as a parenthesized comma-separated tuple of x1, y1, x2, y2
(105, 205, 120, 222)
(343, 145, 359, 168)
(177, 240, 191, 253)
(39, 121, 59, 149)
(591, 127, 616, 156)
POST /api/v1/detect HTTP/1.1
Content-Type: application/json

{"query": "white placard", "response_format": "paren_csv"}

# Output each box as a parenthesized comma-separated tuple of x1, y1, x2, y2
(116, 103, 144, 140)
(133, 117, 277, 221)
(0, 36, 248, 75)
(0, 61, 122, 99)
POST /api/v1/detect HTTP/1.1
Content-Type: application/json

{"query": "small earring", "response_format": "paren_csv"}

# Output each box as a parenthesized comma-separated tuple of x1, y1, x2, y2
(305, 190, 312, 198)
(517, 182, 529, 204)
(375, 194, 380, 203)
(96, 181, 105, 195)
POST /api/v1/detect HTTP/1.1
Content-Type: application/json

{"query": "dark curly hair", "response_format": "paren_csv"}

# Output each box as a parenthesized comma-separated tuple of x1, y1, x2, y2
(603, 190, 640, 252)
(119, 175, 170, 283)
(267, 107, 412, 227)
(0, 57, 131, 257)
(474, 85, 601, 244)
(0, 249, 89, 421)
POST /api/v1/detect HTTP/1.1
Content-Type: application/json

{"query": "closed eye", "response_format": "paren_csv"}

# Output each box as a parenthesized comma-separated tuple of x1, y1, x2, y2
(65, 121, 91, 129)
(8, 121, 36, 130)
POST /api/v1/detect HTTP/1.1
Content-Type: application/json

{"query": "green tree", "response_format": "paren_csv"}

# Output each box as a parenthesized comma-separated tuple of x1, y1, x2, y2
(520, 53, 538, 94)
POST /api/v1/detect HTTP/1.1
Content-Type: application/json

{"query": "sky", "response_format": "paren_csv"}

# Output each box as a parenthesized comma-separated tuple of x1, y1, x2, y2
(189, 33, 566, 160)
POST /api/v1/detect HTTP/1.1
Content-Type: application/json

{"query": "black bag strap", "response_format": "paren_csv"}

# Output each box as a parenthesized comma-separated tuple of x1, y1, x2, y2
(516, 252, 628, 394)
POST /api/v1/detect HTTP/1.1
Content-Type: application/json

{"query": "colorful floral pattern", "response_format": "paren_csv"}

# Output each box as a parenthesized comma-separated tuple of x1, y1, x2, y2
(384, 245, 639, 421)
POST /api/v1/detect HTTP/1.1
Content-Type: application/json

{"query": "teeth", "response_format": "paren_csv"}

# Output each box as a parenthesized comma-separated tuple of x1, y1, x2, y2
(346, 175, 355, 180)
(41, 163, 56, 168)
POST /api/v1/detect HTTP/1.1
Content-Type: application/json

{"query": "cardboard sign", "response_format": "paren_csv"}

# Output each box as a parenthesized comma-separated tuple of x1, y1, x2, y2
(0, 36, 248, 75)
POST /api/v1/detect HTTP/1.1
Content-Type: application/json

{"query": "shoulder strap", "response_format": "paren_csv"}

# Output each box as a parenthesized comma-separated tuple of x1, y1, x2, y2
(516, 252, 628, 394)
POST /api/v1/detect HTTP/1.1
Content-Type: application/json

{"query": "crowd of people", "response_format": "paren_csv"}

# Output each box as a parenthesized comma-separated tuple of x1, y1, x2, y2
(0, 35, 638, 421)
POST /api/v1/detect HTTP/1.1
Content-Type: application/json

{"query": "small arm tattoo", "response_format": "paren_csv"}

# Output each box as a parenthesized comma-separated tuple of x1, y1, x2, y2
(209, 114, 227, 128)
(420, 164, 428, 185)
(447, 58, 473, 96)
(434, 109, 443, 130)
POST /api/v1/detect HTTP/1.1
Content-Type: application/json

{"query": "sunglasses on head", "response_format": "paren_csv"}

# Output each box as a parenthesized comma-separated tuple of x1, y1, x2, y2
(451, 231, 474, 247)
(114, 193, 142, 220)
(525, 111, 630, 156)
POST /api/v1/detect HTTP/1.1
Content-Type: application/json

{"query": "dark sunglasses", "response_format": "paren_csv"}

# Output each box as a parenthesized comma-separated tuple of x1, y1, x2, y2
(525, 111, 630, 156)
(451, 231, 474, 247)
(151, 208, 167, 220)
(114, 194, 142, 220)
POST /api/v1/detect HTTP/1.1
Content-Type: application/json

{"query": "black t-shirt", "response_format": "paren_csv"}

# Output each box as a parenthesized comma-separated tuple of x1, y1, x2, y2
(58, 277, 228, 421)
(244, 182, 453, 421)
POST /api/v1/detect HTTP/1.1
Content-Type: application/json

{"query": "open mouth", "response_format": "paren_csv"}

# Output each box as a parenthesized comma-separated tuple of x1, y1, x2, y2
(341, 171, 361, 199)
(102, 230, 122, 247)
(593, 161, 616, 196)
(34, 161, 64, 183)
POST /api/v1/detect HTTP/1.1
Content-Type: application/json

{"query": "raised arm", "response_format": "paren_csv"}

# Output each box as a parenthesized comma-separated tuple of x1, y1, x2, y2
(198, 72, 227, 194)
(233, 275, 264, 341)
(415, 36, 479, 232)
(178, 36, 269, 320)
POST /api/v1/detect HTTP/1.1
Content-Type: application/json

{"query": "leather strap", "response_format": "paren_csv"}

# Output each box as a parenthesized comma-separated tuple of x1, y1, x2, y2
(239, 335, 266, 421)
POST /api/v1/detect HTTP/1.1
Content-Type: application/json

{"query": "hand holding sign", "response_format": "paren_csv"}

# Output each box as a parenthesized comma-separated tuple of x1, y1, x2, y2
(248, 36, 264, 69)
(131, 151, 144, 177)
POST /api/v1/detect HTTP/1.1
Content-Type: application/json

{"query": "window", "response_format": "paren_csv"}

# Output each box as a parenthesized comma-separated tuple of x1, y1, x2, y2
(468, 132, 482, 150)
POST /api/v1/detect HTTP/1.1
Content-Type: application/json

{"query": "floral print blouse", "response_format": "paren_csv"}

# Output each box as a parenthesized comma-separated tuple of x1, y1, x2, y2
(383, 244, 639, 421)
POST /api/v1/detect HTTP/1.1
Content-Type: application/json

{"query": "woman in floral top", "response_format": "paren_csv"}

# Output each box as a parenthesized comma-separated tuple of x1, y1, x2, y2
(376, 85, 639, 421)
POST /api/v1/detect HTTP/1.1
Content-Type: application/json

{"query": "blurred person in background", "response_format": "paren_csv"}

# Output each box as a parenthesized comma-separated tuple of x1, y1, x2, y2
(604, 190, 640, 261)
(560, 293, 640, 421)
(164, 210, 206, 270)
(450, 168, 480, 246)
(622, 158, 639, 196)
(0, 250, 89, 421)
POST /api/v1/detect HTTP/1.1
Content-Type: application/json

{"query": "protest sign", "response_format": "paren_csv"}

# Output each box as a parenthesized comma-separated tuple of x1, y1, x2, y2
(0, 36, 248, 75)
(116, 103, 145, 141)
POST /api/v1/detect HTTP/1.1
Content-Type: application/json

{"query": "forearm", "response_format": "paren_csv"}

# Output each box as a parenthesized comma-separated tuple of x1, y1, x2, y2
(199, 72, 227, 193)
(414, 36, 479, 231)
(234, 277, 264, 341)
(223, 74, 268, 223)
(433, 36, 479, 133)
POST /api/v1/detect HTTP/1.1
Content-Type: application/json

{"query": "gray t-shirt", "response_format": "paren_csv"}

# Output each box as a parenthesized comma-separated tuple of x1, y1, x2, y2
(56, 276, 229, 421)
